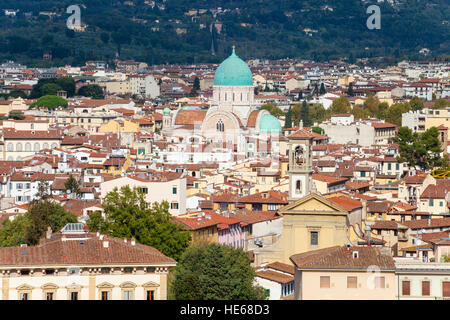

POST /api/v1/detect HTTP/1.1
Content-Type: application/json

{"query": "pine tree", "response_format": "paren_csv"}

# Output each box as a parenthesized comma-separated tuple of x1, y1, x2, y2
(300, 100, 312, 126)
(347, 82, 354, 97)
(284, 106, 293, 129)
(320, 83, 326, 95)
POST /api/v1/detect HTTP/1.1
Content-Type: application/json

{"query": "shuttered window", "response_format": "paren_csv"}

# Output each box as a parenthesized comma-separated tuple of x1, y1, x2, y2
(422, 281, 430, 296)
(320, 276, 330, 288)
(402, 281, 410, 296)
(375, 276, 385, 288)
(443, 282, 450, 297)
(347, 276, 357, 289)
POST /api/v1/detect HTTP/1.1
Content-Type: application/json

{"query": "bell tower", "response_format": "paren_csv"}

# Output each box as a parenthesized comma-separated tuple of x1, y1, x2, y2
(287, 125, 314, 203)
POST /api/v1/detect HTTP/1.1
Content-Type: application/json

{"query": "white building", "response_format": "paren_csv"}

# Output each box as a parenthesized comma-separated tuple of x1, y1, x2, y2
(99, 174, 187, 216)
(129, 74, 160, 99)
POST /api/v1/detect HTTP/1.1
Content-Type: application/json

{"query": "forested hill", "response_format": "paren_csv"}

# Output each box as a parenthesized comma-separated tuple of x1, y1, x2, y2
(0, 0, 448, 67)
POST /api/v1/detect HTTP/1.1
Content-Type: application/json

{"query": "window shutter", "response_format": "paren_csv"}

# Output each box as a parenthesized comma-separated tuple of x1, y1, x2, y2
(443, 282, 450, 297)
(347, 276, 357, 288)
(320, 276, 330, 288)
(422, 281, 430, 296)
(402, 281, 410, 296)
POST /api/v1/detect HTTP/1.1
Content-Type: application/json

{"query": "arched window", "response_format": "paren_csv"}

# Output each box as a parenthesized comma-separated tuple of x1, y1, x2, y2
(216, 120, 224, 132)
(25, 143, 31, 152)
(16, 143, 22, 152)
(43, 143, 49, 150)
(34, 143, 40, 152)
(51, 143, 57, 149)
(7, 143, 13, 152)
(296, 180, 302, 194)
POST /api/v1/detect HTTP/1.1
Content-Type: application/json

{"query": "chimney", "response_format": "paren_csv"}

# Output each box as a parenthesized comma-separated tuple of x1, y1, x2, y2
(124, 238, 127, 243)
(103, 240, 109, 248)
(46, 226, 52, 239)
(131, 237, 136, 246)
(99, 234, 104, 240)
(299, 120, 303, 130)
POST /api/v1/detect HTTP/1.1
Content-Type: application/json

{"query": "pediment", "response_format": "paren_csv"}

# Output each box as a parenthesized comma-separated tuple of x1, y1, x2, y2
(279, 193, 347, 216)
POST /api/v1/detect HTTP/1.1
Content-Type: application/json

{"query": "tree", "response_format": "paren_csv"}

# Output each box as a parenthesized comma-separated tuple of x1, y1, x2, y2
(284, 106, 292, 129)
(171, 243, 268, 300)
(40, 83, 61, 96)
(347, 82, 354, 96)
(55, 77, 76, 97)
(100, 32, 110, 44)
(297, 91, 303, 101)
(309, 103, 327, 124)
(409, 96, 424, 111)
(260, 102, 284, 118)
(291, 104, 301, 124)
(64, 175, 81, 198)
(364, 94, 380, 116)
(351, 105, 371, 119)
(329, 96, 351, 115)
(312, 126, 324, 134)
(86, 186, 191, 261)
(0, 197, 77, 247)
(8, 112, 25, 120)
(432, 99, 449, 109)
(8, 90, 27, 99)
(29, 95, 68, 110)
(78, 85, 105, 99)
(385, 102, 410, 126)
(376, 102, 389, 119)
(394, 126, 442, 171)
(189, 77, 200, 97)
(319, 83, 326, 95)
(300, 100, 312, 126)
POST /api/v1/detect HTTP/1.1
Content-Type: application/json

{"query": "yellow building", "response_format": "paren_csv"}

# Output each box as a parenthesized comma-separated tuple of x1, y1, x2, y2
(99, 118, 139, 134)
(290, 246, 396, 300)
(102, 155, 131, 175)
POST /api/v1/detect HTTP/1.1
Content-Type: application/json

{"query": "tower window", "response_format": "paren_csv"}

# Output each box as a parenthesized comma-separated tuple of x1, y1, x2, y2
(216, 120, 224, 132)
(296, 180, 302, 193)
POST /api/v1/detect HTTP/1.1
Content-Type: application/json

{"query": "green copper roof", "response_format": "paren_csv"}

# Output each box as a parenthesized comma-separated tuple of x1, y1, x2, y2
(259, 114, 282, 134)
(163, 107, 171, 115)
(214, 47, 253, 86)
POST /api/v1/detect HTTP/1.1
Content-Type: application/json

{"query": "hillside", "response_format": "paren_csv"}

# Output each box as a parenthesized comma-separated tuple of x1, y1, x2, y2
(0, 0, 448, 66)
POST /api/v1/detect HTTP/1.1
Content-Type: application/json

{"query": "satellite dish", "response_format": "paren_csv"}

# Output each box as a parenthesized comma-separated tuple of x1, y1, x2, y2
(66, 190, 72, 194)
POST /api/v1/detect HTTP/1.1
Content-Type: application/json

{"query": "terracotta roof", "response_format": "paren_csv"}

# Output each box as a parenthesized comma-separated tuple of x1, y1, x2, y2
(312, 173, 348, 185)
(328, 196, 362, 211)
(237, 190, 288, 204)
(402, 218, 450, 230)
(256, 270, 293, 284)
(266, 262, 295, 275)
(3, 128, 61, 140)
(287, 129, 315, 139)
(420, 181, 450, 199)
(233, 210, 281, 225)
(174, 110, 207, 125)
(290, 246, 395, 270)
(0, 232, 175, 266)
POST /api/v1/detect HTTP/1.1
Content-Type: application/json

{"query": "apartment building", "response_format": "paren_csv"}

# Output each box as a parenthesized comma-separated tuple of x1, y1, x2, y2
(99, 173, 186, 216)
(0, 224, 175, 300)
(319, 115, 396, 146)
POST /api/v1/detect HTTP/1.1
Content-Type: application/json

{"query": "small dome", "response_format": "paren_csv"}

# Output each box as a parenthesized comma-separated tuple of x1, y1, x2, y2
(214, 47, 253, 86)
(259, 114, 282, 134)
(163, 107, 171, 115)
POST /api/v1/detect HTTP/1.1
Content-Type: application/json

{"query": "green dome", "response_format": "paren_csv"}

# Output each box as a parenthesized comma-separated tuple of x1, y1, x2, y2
(163, 107, 171, 115)
(214, 47, 253, 86)
(259, 114, 282, 134)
